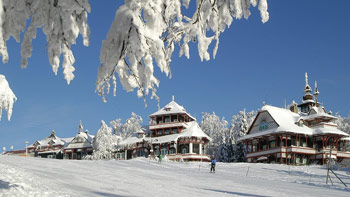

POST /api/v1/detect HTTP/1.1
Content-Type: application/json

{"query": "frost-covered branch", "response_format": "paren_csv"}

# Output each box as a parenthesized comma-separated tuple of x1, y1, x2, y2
(97, 0, 269, 103)
(0, 74, 16, 121)
(0, 0, 90, 84)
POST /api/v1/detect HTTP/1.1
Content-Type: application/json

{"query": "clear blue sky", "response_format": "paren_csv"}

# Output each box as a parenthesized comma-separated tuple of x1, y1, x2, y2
(1, 1, 350, 150)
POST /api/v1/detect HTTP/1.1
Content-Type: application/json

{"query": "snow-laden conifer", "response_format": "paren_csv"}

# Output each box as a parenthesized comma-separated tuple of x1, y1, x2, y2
(229, 109, 256, 162)
(92, 120, 116, 160)
(200, 112, 228, 156)
(335, 113, 350, 135)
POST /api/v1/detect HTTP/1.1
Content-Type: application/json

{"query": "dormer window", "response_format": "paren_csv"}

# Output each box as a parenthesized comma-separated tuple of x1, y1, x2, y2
(297, 120, 304, 127)
(164, 107, 171, 111)
(259, 121, 268, 131)
(309, 109, 317, 115)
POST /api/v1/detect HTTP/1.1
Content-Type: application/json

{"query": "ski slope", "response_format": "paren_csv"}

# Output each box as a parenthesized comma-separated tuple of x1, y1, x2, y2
(0, 155, 349, 196)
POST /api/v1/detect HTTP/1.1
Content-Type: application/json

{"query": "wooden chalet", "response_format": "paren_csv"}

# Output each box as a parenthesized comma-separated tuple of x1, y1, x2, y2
(239, 73, 350, 165)
(116, 96, 212, 161)
(27, 130, 73, 159)
(63, 121, 94, 160)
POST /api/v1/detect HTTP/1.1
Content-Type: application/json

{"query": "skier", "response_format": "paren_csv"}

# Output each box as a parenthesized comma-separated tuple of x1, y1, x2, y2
(158, 154, 162, 163)
(210, 157, 216, 173)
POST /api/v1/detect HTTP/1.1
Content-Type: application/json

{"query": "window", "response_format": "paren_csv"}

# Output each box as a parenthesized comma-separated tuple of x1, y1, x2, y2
(179, 115, 184, 122)
(301, 106, 309, 113)
(156, 116, 162, 124)
(193, 144, 200, 154)
(137, 150, 143, 157)
(259, 121, 268, 131)
(172, 128, 178, 134)
(161, 148, 168, 156)
(164, 116, 170, 123)
(270, 140, 276, 148)
(157, 130, 163, 135)
(297, 120, 304, 127)
(165, 129, 170, 135)
(171, 115, 178, 122)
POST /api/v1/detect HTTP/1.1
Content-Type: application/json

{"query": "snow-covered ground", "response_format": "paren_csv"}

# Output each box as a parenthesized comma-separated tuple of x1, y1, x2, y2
(0, 155, 349, 197)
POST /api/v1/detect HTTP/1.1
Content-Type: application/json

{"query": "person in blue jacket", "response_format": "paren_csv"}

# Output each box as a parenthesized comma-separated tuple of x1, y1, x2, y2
(210, 157, 216, 173)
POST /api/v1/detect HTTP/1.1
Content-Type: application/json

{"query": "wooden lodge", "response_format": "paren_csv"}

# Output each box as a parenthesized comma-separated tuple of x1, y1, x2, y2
(27, 130, 72, 159)
(63, 121, 94, 160)
(238, 73, 350, 165)
(116, 97, 212, 161)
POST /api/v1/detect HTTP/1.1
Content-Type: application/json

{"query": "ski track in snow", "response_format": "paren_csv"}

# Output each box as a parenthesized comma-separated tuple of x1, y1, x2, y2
(0, 156, 350, 196)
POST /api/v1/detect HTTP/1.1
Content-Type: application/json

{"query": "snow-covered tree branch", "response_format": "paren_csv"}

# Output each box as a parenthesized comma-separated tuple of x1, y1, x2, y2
(0, 0, 268, 117)
(0, 0, 90, 84)
(96, 0, 269, 103)
(0, 74, 16, 121)
(121, 112, 143, 139)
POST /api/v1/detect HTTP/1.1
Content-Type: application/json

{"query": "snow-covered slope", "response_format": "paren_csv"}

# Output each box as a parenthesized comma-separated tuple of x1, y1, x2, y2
(0, 155, 349, 196)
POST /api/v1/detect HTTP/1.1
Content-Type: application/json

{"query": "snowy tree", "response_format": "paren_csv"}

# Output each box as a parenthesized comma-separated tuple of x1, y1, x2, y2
(229, 109, 256, 162)
(110, 118, 123, 135)
(0, 74, 16, 121)
(0, 0, 269, 118)
(121, 112, 143, 139)
(0, 0, 90, 84)
(92, 120, 115, 160)
(95, 0, 269, 103)
(335, 113, 350, 135)
(200, 112, 228, 157)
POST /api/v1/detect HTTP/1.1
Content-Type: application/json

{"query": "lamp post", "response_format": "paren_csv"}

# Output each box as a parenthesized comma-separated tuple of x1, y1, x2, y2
(25, 141, 29, 157)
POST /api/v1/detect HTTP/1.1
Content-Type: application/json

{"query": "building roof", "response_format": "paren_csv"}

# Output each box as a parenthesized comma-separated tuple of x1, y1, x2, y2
(239, 105, 349, 141)
(64, 132, 94, 150)
(149, 99, 196, 120)
(119, 121, 211, 147)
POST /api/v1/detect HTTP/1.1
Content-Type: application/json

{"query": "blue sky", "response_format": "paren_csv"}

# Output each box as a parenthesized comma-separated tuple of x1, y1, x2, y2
(1, 1, 350, 150)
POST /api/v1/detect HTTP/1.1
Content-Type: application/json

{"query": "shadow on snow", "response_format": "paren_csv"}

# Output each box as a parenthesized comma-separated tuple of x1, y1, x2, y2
(200, 188, 270, 197)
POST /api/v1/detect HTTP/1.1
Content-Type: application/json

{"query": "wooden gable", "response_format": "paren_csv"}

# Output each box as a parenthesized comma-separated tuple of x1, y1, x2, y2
(248, 110, 279, 135)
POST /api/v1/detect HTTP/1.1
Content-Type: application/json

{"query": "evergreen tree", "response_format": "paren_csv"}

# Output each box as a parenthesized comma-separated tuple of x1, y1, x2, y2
(201, 112, 229, 159)
(92, 120, 115, 160)
(229, 109, 257, 162)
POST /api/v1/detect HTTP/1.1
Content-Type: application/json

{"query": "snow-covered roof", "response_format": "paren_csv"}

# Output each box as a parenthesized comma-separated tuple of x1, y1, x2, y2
(239, 105, 349, 141)
(301, 106, 336, 121)
(313, 126, 349, 136)
(64, 132, 94, 150)
(177, 121, 212, 140)
(120, 121, 211, 146)
(150, 99, 195, 120)
(119, 132, 145, 146)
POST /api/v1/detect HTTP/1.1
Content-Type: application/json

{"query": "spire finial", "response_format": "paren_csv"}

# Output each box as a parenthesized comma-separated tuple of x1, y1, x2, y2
(305, 72, 309, 86)
(78, 120, 83, 133)
(314, 81, 320, 106)
(172, 95, 174, 101)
